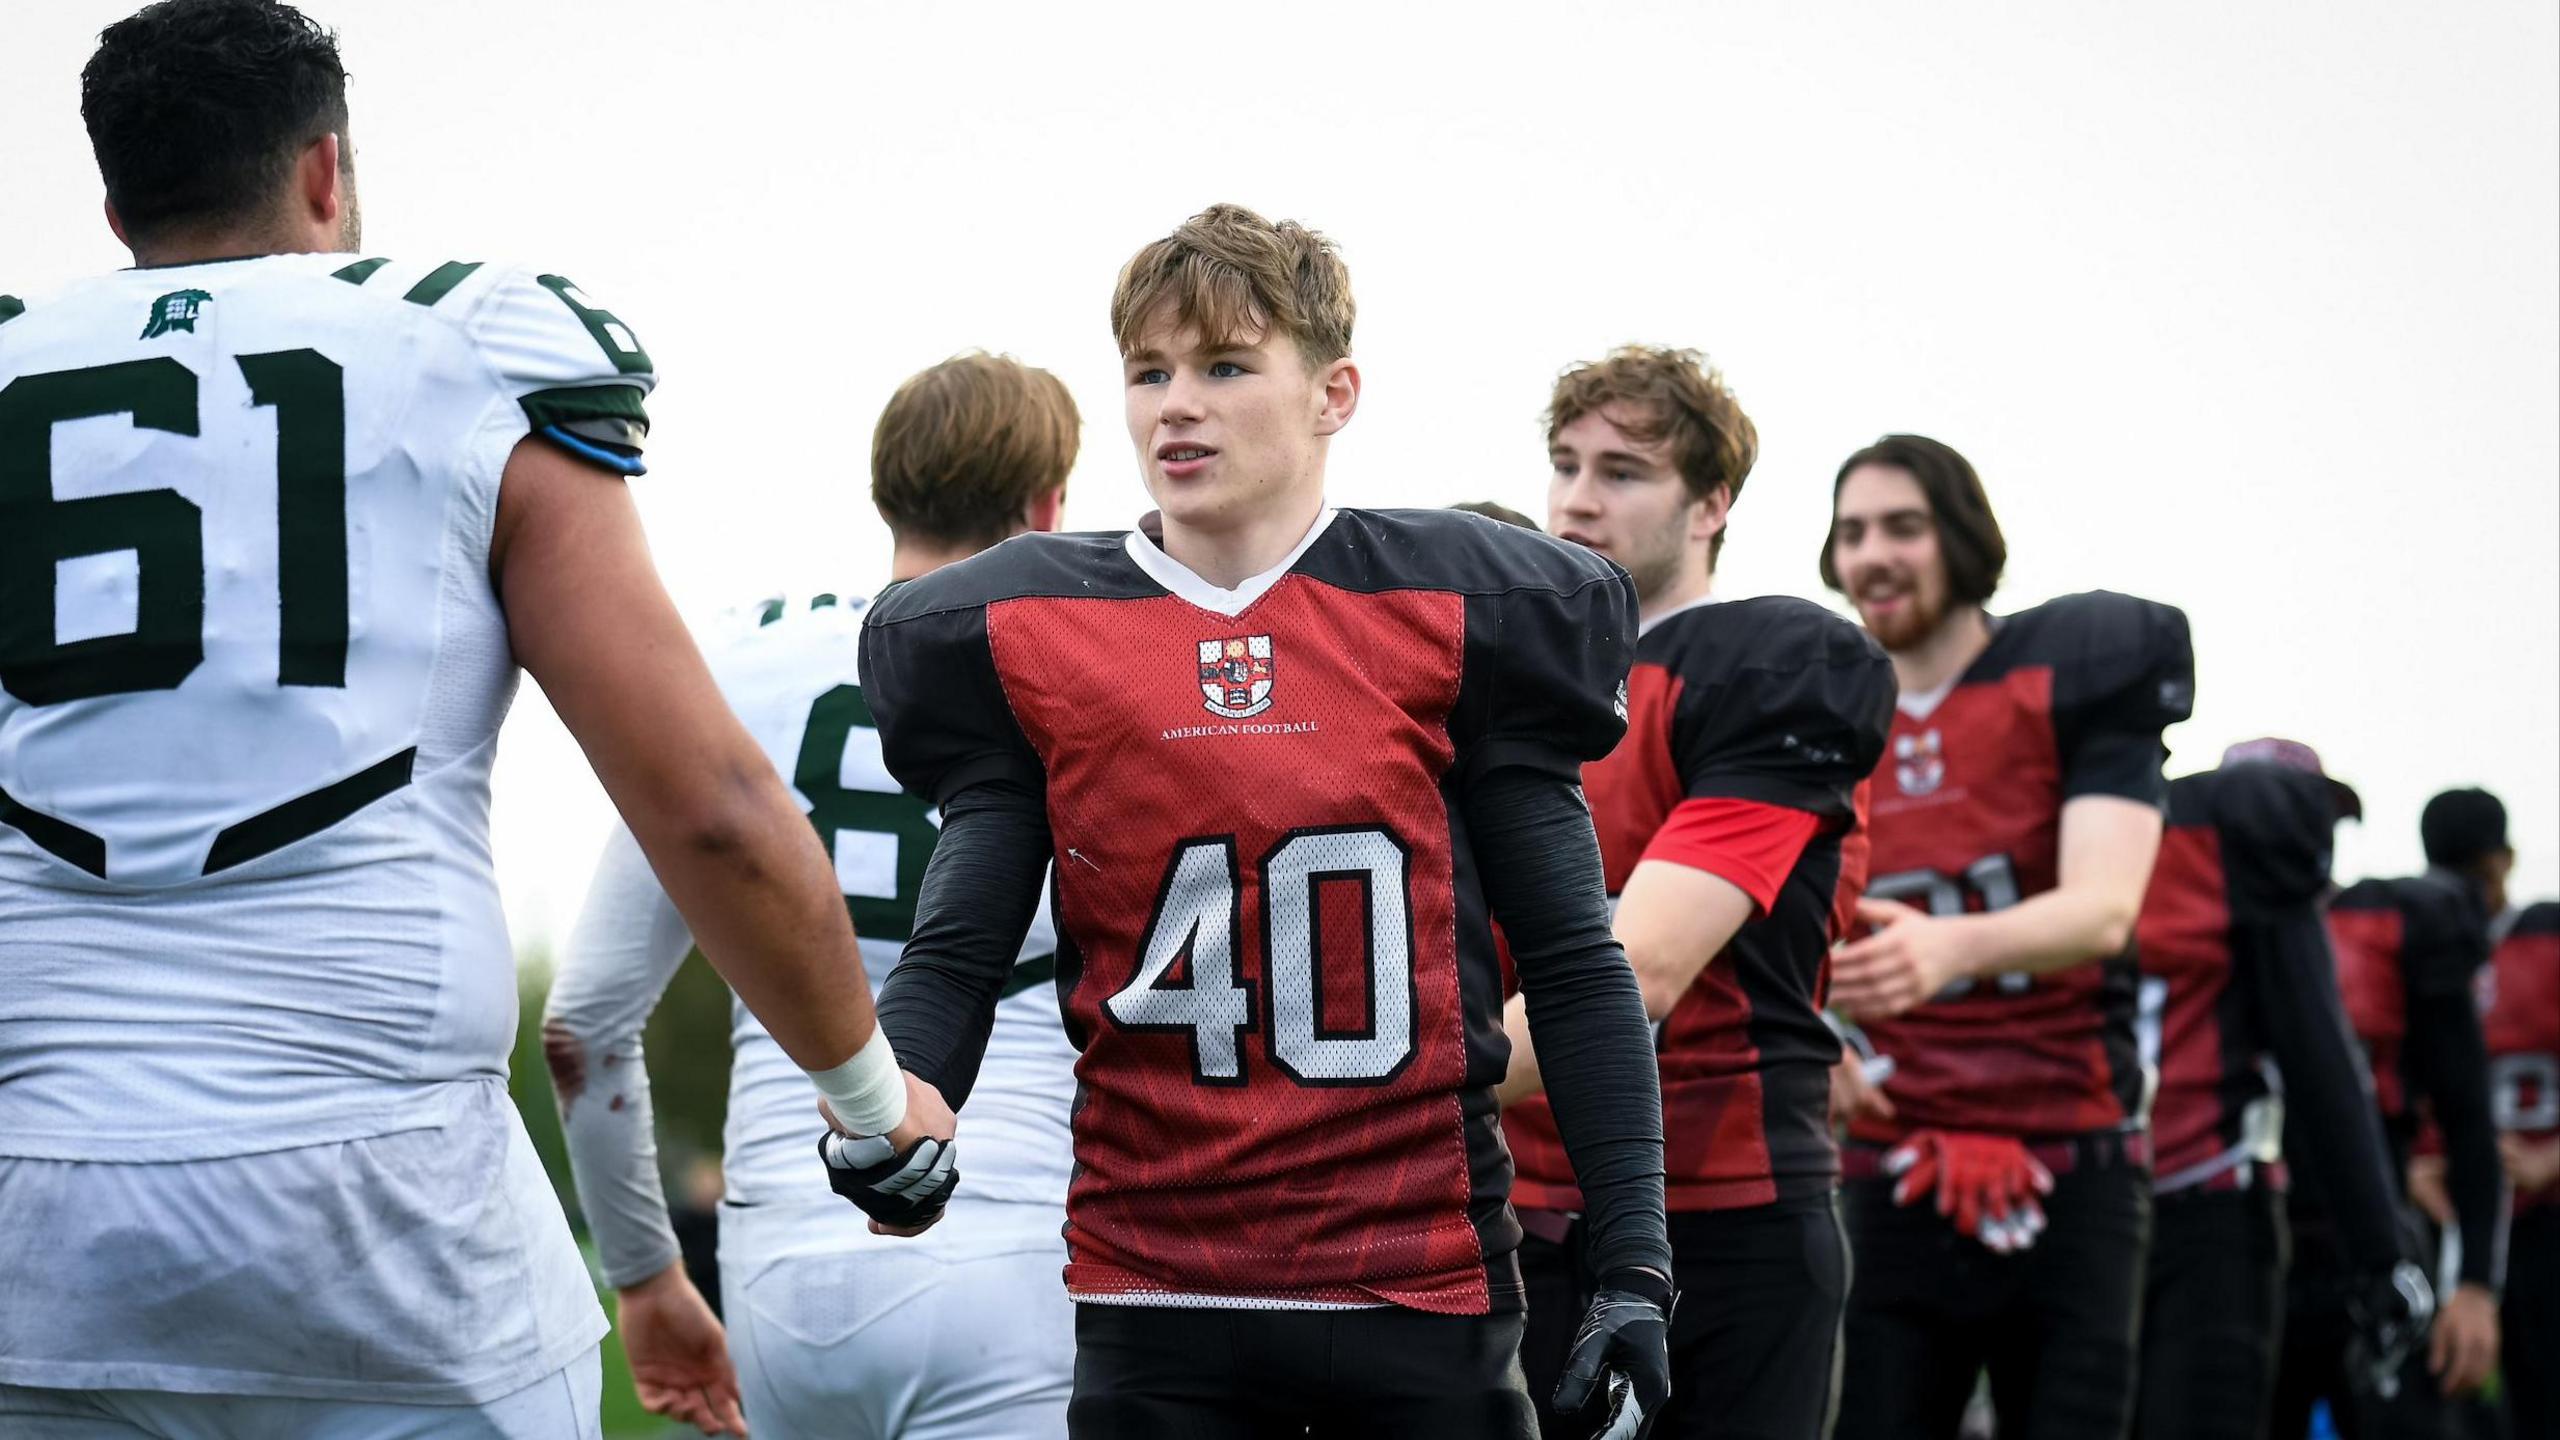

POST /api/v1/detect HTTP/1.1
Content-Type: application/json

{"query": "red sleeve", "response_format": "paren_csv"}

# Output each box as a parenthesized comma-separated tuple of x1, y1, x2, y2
(1637, 796, 1822, 917)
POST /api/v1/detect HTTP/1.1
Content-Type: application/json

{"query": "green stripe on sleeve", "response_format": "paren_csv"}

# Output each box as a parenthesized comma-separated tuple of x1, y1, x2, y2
(331, 257, 390, 285)
(519, 383, 651, 436)
(401, 261, 482, 308)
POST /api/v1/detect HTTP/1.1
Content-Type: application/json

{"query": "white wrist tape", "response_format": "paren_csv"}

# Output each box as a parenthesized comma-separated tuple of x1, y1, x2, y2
(806, 1030, 908, 1136)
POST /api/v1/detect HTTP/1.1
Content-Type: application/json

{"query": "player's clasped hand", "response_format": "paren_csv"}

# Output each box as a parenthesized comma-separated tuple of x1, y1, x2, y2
(1885, 1130, 2053, 1255)
(1828, 897, 1965, 1021)
(820, 1130, 959, 1233)
(1554, 1280, 1676, 1439)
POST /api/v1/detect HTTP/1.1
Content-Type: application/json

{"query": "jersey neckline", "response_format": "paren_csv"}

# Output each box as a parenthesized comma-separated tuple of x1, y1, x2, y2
(1122, 508, 1339, 619)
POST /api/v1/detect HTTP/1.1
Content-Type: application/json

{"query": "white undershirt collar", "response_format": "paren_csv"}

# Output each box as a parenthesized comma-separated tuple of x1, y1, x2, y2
(1896, 672, 1962, 721)
(1124, 508, 1338, 618)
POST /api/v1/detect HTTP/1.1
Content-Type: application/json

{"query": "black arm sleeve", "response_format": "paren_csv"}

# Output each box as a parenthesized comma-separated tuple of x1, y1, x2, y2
(874, 780, 1052, 1109)
(1466, 767, 1672, 1286)
(2046, 592, 2196, 805)
(2407, 983, 2511, 1290)
(2237, 910, 2406, 1274)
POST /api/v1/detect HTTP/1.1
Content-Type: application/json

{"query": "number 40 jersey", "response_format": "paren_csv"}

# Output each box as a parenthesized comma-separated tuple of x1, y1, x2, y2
(0, 254, 653, 1161)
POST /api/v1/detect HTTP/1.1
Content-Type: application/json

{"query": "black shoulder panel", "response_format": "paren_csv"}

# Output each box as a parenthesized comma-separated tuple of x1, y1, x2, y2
(1645, 597, 1896, 818)
(2510, 900, 2560, 939)
(1298, 507, 1626, 600)
(2164, 771, 2217, 828)
(863, 530, 1152, 631)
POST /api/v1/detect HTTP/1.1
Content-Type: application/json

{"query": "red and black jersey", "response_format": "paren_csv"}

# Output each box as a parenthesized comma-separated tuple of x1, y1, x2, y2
(1507, 597, 1895, 1212)
(2136, 763, 2337, 1185)
(2485, 902, 2560, 1210)
(860, 508, 1633, 1313)
(1851, 590, 2195, 1142)
(2325, 874, 2487, 1131)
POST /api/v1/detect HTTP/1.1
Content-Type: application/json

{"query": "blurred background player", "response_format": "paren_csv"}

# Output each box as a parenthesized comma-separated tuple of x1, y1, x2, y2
(0, 2, 937, 1435)
(1820, 435, 2194, 1440)
(2276, 789, 2512, 1437)
(1498, 346, 1894, 1440)
(2132, 739, 2426, 1440)
(2481, 883, 2557, 1440)
(544, 353, 1081, 1438)
(857, 205, 1675, 1439)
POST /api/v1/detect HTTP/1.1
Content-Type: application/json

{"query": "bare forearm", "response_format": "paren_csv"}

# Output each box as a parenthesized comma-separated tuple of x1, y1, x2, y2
(1937, 884, 2139, 980)
(630, 762, 877, 1071)
(1496, 994, 1540, 1106)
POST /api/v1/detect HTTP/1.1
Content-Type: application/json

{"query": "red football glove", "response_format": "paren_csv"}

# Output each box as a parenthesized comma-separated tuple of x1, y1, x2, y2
(1885, 1130, 2054, 1254)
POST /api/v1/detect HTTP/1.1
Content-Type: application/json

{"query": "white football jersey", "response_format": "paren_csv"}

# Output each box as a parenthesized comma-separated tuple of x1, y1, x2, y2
(547, 591, 1075, 1286)
(0, 253, 651, 1399)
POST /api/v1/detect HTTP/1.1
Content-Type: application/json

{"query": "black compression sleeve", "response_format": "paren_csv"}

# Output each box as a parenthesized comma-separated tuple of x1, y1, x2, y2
(1465, 767, 1672, 1286)
(2237, 911, 2405, 1274)
(2407, 984, 2512, 1290)
(874, 781, 1051, 1109)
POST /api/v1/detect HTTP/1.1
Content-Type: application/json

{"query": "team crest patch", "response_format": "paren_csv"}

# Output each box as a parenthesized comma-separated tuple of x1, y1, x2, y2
(140, 288, 212, 339)
(1894, 728, 1945, 796)
(1197, 635, 1275, 719)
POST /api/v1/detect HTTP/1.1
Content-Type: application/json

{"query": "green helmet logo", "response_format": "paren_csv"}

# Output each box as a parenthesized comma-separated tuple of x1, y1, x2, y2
(140, 288, 213, 339)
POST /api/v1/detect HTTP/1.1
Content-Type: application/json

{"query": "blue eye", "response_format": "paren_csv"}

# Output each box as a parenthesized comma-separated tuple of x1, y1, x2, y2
(1133, 368, 1169, 386)
(1209, 361, 1245, 378)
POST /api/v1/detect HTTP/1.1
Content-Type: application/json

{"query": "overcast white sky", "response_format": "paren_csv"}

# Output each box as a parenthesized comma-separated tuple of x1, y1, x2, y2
(8, 0, 2555, 946)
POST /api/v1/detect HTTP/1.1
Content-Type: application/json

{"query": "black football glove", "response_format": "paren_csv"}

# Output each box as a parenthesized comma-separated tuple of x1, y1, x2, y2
(818, 1130, 957, 1230)
(1553, 1273, 1676, 1440)
(2344, 1260, 2433, 1401)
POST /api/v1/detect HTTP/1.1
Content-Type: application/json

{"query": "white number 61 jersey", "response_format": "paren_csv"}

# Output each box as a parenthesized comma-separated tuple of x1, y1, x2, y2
(0, 254, 655, 1163)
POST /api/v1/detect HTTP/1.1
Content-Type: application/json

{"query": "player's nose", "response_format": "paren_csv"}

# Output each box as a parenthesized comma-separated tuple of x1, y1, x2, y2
(1155, 370, 1208, 424)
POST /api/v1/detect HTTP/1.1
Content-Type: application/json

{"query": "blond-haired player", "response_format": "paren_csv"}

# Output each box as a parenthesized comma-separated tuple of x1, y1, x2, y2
(546, 352, 1083, 1439)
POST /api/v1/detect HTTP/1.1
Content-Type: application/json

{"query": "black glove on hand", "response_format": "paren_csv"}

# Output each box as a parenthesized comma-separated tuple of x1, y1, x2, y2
(819, 1130, 957, 1230)
(1553, 1271, 1676, 1439)
(2344, 1260, 2434, 1401)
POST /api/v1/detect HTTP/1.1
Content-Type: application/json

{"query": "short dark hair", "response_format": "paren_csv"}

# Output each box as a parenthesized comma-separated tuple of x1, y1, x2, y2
(2420, 787, 2509, 869)
(871, 352, 1080, 550)
(81, 0, 348, 242)
(1818, 433, 2008, 606)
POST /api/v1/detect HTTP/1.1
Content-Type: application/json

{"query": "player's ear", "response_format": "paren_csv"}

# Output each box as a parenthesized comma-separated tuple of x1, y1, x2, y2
(104, 197, 131, 250)
(296, 133, 344, 234)
(1313, 357, 1360, 438)
(1689, 482, 1733, 545)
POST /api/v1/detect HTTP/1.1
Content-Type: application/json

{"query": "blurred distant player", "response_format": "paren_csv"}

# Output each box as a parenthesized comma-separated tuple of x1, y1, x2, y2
(1821, 435, 2193, 1440)
(545, 354, 1081, 1439)
(858, 206, 1674, 1438)
(0, 3, 931, 1436)
(2482, 889, 2558, 1440)
(1500, 347, 1894, 1440)
(2132, 740, 2426, 1440)
(2278, 790, 2511, 1437)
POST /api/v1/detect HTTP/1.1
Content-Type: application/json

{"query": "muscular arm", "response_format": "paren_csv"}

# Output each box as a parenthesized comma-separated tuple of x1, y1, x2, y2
(1834, 794, 2163, 1018)
(542, 823, 697, 1290)
(1496, 860, 1756, 1106)
(495, 438, 882, 1078)
(1941, 794, 2162, 977)
(874, 781, 1052, 1109)
(2236, 910, 2405, 1274)
(1469, 768, 1671, 1286)
(2408, 982, 2511, 1291)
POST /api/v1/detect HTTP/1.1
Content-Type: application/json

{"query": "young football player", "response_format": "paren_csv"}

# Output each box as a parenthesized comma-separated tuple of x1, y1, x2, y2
(2131, 739, 2428, 1440)
(856, 205, 1675, 1439)
(1820, 435, 2194, 1440)
(1493, 346, 1894, 1440)
(2482, 890, 2558, 1440)
(2276, 789, 2512, 1437)
(544, 353, 1082, 1438)
(0, 3, 935, 1433)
